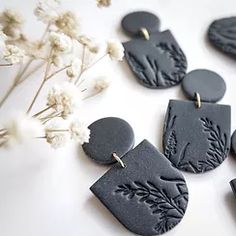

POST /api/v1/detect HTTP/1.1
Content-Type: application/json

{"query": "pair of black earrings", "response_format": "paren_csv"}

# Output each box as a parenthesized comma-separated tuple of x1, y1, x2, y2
(81, 12, 232, 236)
(122, 11, 231, 174)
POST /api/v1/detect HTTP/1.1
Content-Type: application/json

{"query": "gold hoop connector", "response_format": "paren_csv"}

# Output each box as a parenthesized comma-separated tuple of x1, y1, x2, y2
(112, 152, 126, 168)
(140, 27, 150, 40)
(195, 92, 201, 108)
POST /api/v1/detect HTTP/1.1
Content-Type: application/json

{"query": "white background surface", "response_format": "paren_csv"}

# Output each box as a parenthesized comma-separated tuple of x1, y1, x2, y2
(0, 0, 236, 235)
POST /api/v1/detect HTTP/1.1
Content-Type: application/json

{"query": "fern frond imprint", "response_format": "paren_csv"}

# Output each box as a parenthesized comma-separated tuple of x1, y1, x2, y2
(198, 117, 229, 171)
(115, 178, 188, 234)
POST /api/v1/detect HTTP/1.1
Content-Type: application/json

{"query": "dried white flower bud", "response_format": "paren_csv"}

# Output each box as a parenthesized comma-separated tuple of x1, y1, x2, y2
(34, 0, 60, 23)
(3, 26, 21, 39)
(69, 121, 90, 144)
(66, 57, 81, 78)
(106, 40, 124, 61)
(78, 35, 99, 53)
(97, 0, 111, 8)
(55, 11, 80, 38)
(4, 113, 43, 146)
(49, 32, 72, 54)
(0, 9, 24, 39)
(3, 44, 25, 64)
(51, 54, 63, 67)
(78, 35, 91, 46)
(0, 9, 24, 29)
(94, 76, 110, 92)
(47, 82, 82, 118)
(46, 131, 69, 149)
(45, 123, 70, 149)
(88, 44, 99, 54)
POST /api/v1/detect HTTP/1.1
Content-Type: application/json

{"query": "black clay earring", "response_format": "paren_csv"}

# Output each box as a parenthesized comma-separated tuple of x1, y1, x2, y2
(82, 117, 189, 235)
(229, 131, 236, 197)
(208, 17, 236, 58)
(230, 178, 236, 198)
(163, 69, 231, 174)
(121, 11, 188, 89)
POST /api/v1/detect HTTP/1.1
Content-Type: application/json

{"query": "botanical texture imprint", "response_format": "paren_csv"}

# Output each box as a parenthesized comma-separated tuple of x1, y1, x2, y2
(163, 107, 229, 173)
(125, 42, 187, 88)
(115, 177, 188, 234)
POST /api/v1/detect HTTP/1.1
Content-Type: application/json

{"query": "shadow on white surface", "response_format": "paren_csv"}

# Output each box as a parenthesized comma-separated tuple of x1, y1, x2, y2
(86, 196, 130, 235)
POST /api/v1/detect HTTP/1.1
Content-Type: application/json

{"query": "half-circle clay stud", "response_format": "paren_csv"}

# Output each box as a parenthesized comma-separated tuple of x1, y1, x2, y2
(84, 117, 189, 235)
(182, 69, 226, 103)
(231, 130, 236, 155)
(82, 117, 134, 165)
(122, 11, 187, 89)
(208, 17, 236, 58)
(163, 70, 231, 174)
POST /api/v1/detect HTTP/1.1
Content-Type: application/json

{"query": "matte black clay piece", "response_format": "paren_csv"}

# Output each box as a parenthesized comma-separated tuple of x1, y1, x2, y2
(90, 140, 189, 236)
(208, 17, 236, 57)
(231, 130, 236, 155)
(163, 100, 231, 173)
(181, 69, 226, 103)
(121, 11, 160, 37)
(230, 178, 236, 197)
(124, 30, 187, 89)
(82, 117, 134, 165)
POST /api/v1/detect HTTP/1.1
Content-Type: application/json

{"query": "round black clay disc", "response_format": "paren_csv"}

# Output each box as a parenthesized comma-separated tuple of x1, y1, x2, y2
(231, 130, 236, 155)
(181, 69, 226, 103)
(121, 11, 160, 37)
(82, 117, 135, 165)
(208, 17, 236, 57)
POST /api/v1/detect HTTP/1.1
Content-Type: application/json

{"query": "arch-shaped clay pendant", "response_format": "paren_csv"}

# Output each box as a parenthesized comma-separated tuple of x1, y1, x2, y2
(90, 139, 189, 235)
(122, 11, 187, 89)
(163, 100, 230, 173)
(163, 70, 231, 174)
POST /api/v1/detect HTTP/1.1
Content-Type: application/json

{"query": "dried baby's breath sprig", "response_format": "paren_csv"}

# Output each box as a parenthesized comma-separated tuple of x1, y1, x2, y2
(106, 40, 124, 61)
(45, 123, 70, 149)
(49, 32, 72, 54)
(55, 11, 80, 38)
(3, 44, 25, 64)
(46, 82, 82, 119)
(44, 119, 90, 148)
(1, 113, 43, 147)
(51, 54, 63, 67)
(0, 0, 122, 150)
(0, 9, 24, 39)
(69, 121, 90, 144)
(34, 0, 60, 24)
(78, 35, 100, 54)
(66, 57, 82, 78)
(94, 76, 110, 92)
(97, 0, 111, 8)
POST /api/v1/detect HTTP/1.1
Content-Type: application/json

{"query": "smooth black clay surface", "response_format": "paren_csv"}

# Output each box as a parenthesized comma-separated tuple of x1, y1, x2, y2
(82, 117, 134, 165)
(90, 140, 189, 236)
(208, 17, 236, 57)
(181, 69, 226, 103)
(231, 130, 236, 155)
(163, 100, 231, 173)
(124, 30, 187, 89)
(230, 178, 236, 197)
(121, 11, 160, 37)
